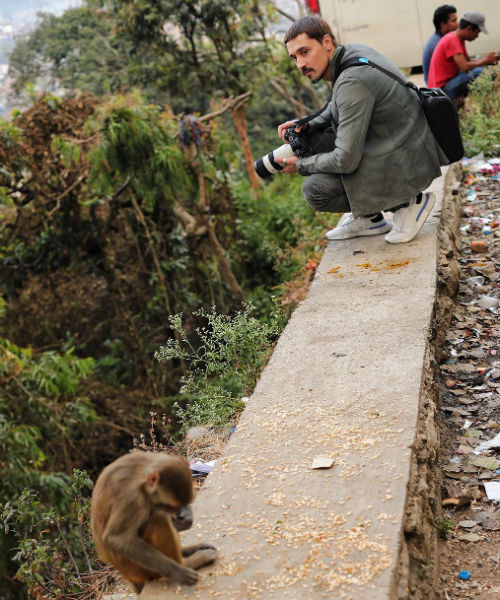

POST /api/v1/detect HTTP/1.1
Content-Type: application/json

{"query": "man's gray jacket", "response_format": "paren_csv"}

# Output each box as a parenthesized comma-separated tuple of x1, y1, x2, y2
(297, 44, 448, 217)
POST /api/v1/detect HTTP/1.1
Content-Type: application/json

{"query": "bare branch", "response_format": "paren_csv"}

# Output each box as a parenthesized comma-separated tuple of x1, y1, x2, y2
(199, 91, 252, 122)
(269, 78, 303, 117)
(276, 7, 297, 22)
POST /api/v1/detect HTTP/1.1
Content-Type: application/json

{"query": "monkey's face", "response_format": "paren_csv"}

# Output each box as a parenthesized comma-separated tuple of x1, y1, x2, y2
(150, 483, 193, 530)
(148, 482, 184, 513)
(145, 457, 194, 517)
(171, 505, 193, 531)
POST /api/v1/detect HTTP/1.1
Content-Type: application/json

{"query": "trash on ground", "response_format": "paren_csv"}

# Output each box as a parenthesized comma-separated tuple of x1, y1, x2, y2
(189, 458, 217, 475)
(483, 481, 500, 502)
(473, 432, 500, 454)
(470, 240, 488, 253)
(311, 456, 335, 470)
(476, 295, 498, 310)
(458, 519, 477, 528)
(472, 456, 500, 471)
(475, 510, 500, 530)
(440, 154, 500, 593)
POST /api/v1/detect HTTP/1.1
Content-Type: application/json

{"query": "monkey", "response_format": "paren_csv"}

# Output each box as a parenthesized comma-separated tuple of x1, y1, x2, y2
(90, 450, 217, 595)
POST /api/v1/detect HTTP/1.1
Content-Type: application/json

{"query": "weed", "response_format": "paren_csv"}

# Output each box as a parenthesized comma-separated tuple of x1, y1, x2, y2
(434, 516, 455, 539)
(155, 304, 281, 430)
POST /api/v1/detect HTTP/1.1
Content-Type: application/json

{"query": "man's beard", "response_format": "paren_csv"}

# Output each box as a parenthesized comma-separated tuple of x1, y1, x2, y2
(303, 61, 330, 83)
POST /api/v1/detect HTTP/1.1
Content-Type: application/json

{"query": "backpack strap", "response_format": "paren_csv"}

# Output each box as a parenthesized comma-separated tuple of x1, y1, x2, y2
(337, 56, 420, 95)
(294, 52, 422, 130)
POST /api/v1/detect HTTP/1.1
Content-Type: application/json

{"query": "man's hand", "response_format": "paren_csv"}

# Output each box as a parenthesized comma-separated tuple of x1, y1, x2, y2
(275, 155, 299, 174)
(483, 51, 499, 66)
(454, 51, 498, 71)
(277, 120, 296, 141)
(277, 120, 307, 141)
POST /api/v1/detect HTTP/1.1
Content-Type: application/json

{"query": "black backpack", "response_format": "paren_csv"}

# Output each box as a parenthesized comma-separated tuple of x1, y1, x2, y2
(338, 55, 464, 163)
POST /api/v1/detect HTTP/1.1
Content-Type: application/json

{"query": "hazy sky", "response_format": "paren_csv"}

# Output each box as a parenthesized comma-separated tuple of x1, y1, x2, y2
(0, 0, 82, 26)
(1, 0, 301, 29)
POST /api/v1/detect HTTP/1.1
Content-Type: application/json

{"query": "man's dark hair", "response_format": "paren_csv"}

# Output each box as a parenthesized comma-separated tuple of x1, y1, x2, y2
(459, 18, 479, 31)
(433, 5, 456, 31)
(284, 16, 336, 45)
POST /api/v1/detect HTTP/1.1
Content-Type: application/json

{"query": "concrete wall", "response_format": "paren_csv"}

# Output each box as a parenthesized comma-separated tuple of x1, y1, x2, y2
(320, 0, 500, 68)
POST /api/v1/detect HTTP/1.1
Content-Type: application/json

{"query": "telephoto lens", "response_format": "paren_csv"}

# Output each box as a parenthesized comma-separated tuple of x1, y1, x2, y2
(254, 143, 296, 179)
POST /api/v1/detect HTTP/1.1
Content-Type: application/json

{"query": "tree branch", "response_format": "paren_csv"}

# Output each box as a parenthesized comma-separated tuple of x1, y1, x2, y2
(276, 7, 297, 22)
(199, 91, 252, 122)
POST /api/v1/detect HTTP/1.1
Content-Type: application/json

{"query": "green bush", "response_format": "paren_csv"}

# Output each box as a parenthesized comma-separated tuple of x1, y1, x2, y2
(155, 305, 282, 430)
(0, 337, 98, 596)
(461, 66, 500, 156)
(1, 470, 102, 599)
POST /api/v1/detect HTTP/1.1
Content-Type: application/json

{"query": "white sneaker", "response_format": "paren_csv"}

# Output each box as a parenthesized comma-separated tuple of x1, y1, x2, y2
(385, 192, 436, 244)
(325, 213, 392, 241)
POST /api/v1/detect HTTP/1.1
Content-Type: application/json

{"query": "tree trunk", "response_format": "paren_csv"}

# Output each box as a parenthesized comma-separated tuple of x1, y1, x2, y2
(205, 217, 245, 303)
(232, 104, 260, 189)
(188, 150, 245, 303)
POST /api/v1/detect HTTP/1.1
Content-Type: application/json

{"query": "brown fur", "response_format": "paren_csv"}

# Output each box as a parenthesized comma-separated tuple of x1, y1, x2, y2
(90, 451, 216, 594)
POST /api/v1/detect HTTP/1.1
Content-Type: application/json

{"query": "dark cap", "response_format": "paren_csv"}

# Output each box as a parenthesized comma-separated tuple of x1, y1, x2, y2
(463, 10, 488, 34)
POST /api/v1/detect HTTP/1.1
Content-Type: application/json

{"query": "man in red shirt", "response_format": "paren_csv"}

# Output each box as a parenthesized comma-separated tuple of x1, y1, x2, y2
(428, 10, 498, 100)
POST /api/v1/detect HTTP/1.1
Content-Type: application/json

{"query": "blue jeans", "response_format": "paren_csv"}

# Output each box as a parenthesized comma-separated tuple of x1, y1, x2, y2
(442, 67, 483, 99)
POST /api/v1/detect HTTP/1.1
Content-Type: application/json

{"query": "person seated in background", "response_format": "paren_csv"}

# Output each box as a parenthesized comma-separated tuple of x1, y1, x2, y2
(422, 5, 458, 84)
(427, 11, 498, 101)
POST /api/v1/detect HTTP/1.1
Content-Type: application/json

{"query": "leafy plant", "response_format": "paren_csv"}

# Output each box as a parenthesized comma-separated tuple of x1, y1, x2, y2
(155, 304, 281, 429)
(0, 337, 97, 527)
(0, 470, 108, 600)
(434, 516, 455, 539)
(460, 66, 500, 156)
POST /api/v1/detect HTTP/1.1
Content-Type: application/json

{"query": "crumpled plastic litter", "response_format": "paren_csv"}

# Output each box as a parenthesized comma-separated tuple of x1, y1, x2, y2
(473, 432, 500, 454)
(476, 295, 499, 310)
(189, 458, 217, 476)
(465, 276, 485, 288)
(484, 481, 500, 502)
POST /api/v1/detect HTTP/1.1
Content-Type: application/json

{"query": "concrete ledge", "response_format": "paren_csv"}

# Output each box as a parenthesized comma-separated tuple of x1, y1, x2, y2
(142, 168, 457, 600)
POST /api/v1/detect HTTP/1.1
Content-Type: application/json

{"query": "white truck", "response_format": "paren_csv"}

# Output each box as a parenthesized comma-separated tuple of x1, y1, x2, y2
(318, 0, 500, 68)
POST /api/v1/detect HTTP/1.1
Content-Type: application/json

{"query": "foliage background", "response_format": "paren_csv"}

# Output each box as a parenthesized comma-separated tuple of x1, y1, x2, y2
(5, 7, 496, 600)
(0, 1, 332, 597)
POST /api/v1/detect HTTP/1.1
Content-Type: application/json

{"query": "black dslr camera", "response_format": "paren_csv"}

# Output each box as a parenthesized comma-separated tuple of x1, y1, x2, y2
(282, 123, 311, 158)
(254, 122, 312, 179)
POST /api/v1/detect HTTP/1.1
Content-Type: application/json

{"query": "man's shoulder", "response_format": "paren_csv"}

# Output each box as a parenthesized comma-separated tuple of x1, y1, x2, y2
(343, 43, 403, 76)
(343, 43, 397, 66)
(438, 31, 460, 48)
(345, 43, 377, 55)
(424, 31, 441, 49)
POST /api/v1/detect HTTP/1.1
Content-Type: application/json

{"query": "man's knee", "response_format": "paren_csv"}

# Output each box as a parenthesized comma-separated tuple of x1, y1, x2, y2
(469, 67, 483, 81)
(302, 175, 349, 213)
(302, 177, 324, 210)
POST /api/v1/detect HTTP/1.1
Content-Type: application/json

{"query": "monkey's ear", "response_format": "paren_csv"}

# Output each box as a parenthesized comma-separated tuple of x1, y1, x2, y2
(146, 470, 160, 488)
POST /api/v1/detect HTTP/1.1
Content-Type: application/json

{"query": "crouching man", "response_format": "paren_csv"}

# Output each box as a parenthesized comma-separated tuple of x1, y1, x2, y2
(277, 16, 448, 243)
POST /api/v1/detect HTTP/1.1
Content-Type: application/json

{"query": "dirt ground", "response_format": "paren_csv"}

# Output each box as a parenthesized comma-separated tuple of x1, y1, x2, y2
(438, 156, 500, 599)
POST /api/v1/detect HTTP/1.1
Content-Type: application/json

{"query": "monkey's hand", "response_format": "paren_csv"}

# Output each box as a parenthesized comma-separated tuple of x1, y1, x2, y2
(172, 563, 199, 585)
(104, 528, 200, 586)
